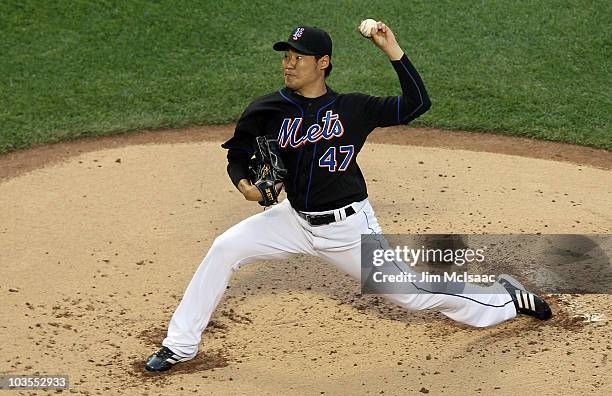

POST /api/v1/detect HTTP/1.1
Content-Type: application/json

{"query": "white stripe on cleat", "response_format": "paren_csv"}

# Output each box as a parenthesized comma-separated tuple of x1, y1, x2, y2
(516, 290, 523, 308)
(528, 293, 536, 311)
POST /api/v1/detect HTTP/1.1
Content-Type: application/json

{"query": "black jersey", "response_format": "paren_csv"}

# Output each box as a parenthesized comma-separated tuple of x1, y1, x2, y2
(222, 54, 431, 212)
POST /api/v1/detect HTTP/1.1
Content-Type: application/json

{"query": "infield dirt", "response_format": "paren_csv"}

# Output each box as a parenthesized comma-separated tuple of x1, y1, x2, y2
(1, 126, 611, 395)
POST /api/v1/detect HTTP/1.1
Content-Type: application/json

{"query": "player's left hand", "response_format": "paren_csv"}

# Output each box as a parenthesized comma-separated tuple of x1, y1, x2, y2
(369, 22, 404, 61)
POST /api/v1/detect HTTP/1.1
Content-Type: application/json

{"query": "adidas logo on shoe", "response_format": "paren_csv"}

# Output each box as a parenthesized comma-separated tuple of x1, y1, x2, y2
(144, 346, 191, 372)
(497, 274, 552, 320)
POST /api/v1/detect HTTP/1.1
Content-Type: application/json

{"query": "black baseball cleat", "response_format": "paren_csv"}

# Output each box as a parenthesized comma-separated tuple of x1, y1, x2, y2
(144, 346, 191, 372)
(497, 274, 552, 320)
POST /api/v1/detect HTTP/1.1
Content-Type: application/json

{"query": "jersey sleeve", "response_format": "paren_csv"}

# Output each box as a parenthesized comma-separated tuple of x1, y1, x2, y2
(221, 103, 261, 188)
(359, 53, 431, 131)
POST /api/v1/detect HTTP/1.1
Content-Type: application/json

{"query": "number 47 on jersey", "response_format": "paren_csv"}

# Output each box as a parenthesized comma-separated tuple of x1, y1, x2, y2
(318, 145, 355, 172)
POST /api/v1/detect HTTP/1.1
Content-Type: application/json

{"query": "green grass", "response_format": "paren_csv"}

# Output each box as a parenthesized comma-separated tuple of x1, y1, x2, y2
(1, 0, 610, 153)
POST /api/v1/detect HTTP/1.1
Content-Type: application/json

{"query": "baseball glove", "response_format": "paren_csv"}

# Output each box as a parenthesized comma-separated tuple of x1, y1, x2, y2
(249, 136, 287, 206)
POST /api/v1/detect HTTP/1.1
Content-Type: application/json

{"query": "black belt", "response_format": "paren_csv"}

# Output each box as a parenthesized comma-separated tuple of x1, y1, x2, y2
(297, 205, 356, 226)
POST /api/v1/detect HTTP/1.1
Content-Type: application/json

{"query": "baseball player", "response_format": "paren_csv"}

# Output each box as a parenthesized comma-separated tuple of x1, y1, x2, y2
(144, 22, 552, 372)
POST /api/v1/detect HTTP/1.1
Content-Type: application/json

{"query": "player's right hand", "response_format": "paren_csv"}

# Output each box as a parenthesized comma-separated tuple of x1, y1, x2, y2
(238, 180, 263, 201)
(238, 180, 283, 202)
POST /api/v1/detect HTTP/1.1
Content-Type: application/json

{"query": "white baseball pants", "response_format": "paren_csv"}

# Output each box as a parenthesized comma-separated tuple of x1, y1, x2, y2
(162, 199, 516, 358)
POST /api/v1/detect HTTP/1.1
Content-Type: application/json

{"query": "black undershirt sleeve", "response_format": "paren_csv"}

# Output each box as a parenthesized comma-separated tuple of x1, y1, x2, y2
(226, 149, 251, 188)
(221, 104, 260, 188)
(361, 53, 431, 130)
(392, 53, 431, 124)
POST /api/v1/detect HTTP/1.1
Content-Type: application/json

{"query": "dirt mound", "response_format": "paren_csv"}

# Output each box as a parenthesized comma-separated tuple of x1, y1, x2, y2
(1, 126, 610, 395)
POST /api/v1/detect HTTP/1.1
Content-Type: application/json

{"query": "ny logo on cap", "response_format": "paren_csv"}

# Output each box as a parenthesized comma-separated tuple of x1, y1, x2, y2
(292, 27, 305, 41)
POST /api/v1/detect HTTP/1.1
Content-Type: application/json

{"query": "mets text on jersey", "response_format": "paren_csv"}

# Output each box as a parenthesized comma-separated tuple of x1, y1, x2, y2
(278, 110, 344, 148)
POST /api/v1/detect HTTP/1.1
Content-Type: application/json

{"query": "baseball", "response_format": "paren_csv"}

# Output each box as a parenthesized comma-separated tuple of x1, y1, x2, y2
(359, 18, 378, 38)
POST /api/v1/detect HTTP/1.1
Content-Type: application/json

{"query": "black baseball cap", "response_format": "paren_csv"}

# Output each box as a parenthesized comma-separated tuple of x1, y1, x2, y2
(273, 26, 333, 57)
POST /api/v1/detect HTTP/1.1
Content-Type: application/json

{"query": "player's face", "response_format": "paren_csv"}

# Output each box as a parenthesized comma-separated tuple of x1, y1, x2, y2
(282, 50, 325, 90)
